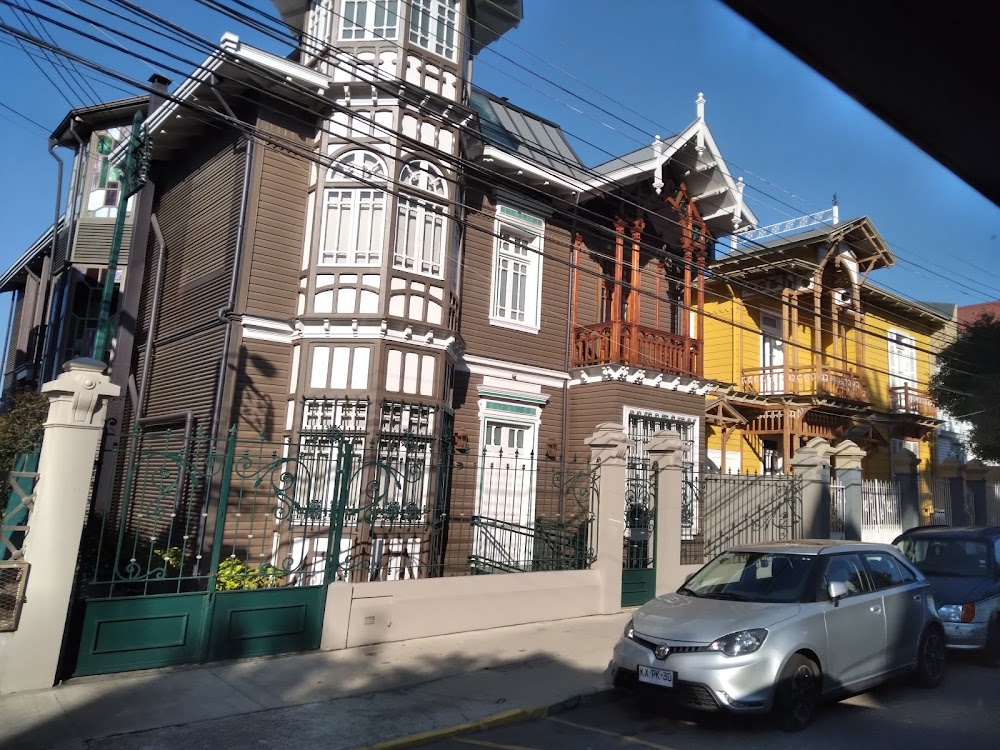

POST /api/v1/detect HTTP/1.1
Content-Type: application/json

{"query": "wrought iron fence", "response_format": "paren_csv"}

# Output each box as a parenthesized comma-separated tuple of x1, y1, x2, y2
(699, 472, 803, 561)
(861, 478, 902, 544)
(830, 479, 846, 539)
(623, 458, 656, 571)
(929, 476, 953, 525)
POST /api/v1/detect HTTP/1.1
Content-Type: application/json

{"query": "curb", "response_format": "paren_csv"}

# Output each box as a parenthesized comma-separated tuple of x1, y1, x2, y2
(352, 688, 617, 750)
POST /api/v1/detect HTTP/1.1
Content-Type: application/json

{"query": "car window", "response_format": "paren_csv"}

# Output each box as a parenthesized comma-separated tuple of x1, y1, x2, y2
(897, 537, 989, 577)
(820, 553, 872, 598)
(863, 552, 905, 589)
(682, 551, 815, 603)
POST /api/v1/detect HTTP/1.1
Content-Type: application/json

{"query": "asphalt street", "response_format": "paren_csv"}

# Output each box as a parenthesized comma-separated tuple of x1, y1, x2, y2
(423, 654, 1000, 750)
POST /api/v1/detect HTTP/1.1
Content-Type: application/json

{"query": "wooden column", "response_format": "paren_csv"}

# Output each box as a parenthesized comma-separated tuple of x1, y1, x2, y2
(682, 247, 693, 340)
(630, 219, 644, 329)
(812, 270, 823, 373)
(572, 232, 582, 329)
(782, 406, 792, 474)
(790, 292, 799, 371)
(695, 250, 706, 376)
(781, 288, 792, 394)
(612, 219, 625, 362)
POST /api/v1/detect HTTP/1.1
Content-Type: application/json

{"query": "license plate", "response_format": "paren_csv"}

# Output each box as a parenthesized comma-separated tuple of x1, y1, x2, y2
(637, 666, 675, 688)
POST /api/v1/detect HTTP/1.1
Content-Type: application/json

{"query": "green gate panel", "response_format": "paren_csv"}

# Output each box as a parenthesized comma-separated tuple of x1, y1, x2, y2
(621, 569, 656, 607)
(75, 593, 210, 676)
(207, 586, 326, 662)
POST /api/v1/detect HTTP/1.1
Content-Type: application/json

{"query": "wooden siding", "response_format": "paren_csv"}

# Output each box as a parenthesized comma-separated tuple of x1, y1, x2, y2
(566, 382, 706, 465)
(2, 289, 23, 392)
(136, 130, 246, 426)
(459, 191, 572, 372)
(240, 109, 312, 319)
(228, 336, 294, 442)
(71, 220, 134, 266)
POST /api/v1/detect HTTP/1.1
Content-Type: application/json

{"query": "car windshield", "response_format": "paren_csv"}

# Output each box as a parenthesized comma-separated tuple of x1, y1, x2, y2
(896, 537, 991, 578)
(682, 551, 815, 603)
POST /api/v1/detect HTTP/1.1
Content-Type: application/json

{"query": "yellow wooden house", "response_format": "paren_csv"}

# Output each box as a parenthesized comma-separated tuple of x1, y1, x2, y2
(701, 214, 951, 479)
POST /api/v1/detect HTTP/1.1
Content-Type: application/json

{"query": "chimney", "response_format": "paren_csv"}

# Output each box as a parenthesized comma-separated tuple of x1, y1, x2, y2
(148, 73, 172, 113)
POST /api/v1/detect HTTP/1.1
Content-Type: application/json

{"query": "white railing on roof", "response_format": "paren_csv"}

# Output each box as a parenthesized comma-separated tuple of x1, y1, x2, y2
(730, 206, 838, 251)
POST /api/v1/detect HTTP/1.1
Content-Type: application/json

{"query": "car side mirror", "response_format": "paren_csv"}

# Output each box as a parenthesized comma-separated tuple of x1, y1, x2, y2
(828, 580, 849, 605)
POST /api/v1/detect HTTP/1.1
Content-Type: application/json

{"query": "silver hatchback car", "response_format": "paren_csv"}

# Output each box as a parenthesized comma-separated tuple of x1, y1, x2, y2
(612, 540, 945, 731)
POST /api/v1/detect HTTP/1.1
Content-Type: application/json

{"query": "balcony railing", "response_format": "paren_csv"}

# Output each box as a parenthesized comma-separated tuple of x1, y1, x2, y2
(572, 323, 700, 377)
(741, 365, 868, 402)
(889, 384, 937, 418)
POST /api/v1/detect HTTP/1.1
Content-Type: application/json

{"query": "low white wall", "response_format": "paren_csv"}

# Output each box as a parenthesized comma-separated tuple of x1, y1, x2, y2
(321, 569, 604, 650)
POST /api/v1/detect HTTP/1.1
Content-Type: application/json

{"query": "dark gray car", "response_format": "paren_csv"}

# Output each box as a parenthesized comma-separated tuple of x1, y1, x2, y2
(894, 525, 1000, 664)
(612, 540, 945, 731)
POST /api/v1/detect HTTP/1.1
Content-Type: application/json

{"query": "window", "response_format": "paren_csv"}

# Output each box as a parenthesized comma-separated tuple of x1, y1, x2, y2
(394, 160, 447, 278)
(340, 0, 399, 40)
(409, 0, 458, 60)
(87, 128, 131, 218)
(863, 552, 905, 589)
(490, 207, 544, 332)
(887, 329, 917, 388)
(820, 553, 872, 598)
(319, 151, 388, 266)
(304, 0, 333, 58)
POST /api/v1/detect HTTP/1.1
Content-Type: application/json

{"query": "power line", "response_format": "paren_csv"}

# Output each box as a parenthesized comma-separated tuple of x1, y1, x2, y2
(0, 96, 47, 130)
(0, 12, 979, 386)
(0, 4, 73, 105)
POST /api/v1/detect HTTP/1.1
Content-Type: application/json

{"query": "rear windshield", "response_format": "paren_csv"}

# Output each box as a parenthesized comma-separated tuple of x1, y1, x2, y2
(896, 537, 991, 578)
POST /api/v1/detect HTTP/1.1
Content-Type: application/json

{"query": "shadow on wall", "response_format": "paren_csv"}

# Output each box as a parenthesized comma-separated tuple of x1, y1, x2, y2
(230, 347, 276, 439)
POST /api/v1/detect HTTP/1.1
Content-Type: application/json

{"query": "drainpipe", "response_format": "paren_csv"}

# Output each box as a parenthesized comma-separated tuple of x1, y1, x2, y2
(0, 296, 13, 393)
(208, 137, 255, 446)
(135, 214, 165, 426)
(66, 118, 86, 252)
(561, 191, 582, 516)
(32, 139, 63, 375)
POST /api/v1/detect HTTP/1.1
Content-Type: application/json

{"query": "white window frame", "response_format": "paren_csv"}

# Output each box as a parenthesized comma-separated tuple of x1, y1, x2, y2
(339, 0, 400, 41)
(887, 329, 918, 388)
(318, 151, 389, 267)
(304, 0, 333, 62)
(408, 0, 459, 61)
(489, 206, 544, 334)
(393, 160, 448, 279)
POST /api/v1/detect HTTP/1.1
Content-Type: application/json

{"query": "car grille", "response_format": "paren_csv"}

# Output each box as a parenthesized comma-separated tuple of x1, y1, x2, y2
(631, 633, 706, 656)
(676, 682, 720, 711)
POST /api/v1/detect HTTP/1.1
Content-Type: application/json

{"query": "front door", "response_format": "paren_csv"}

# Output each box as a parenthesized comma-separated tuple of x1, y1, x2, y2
(820, 553, 888, 687)
(474, 420, 536, 570)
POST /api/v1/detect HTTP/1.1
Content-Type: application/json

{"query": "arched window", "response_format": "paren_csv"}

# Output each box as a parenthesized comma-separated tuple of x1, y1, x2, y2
(328, 149, 388, 183)
(394, 160, 448, 278)
(319, 151, 388, 266)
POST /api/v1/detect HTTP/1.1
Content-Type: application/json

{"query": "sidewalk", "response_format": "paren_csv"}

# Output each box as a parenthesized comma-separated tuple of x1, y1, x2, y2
(1, 612, 630, 750)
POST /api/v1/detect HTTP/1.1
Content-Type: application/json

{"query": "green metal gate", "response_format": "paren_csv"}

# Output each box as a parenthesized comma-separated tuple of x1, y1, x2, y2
(72, 425, 354, 676)
(622, 462, 656, 606)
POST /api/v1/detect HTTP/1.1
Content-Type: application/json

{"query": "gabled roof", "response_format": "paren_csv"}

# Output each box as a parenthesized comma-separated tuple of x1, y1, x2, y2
(50, 95, 148, 146)
(587, 97, 757, 239)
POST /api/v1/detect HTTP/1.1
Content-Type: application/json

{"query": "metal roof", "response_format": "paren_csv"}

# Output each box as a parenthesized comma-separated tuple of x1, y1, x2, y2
(469, 87, 589, 182)
(591, 131, 688, 177)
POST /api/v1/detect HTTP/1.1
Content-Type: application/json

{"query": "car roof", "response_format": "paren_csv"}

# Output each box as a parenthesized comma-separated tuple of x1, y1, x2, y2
(728, 539, 901, 556)
(895, 525, 1000, 543)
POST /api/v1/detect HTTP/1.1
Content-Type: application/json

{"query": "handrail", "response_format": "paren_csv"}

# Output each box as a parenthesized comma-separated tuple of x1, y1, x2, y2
(571, 322, 700, 377)
(741, 364, 868, 401)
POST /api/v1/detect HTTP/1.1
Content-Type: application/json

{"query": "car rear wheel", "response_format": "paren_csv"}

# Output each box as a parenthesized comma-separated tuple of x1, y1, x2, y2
(915, 625, 946, 688)
(772, 654, 820, 732)
(983, 618, 1000, 668)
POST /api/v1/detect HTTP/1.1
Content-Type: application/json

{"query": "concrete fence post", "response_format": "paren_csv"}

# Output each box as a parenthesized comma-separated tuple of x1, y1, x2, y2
(586, 423, 629, 615)
(831, 439, 866, 541)
(0, 358, 119, 694)
(892, 448, 922, 531)
(647, 429, 685, 596)
(987, 467, 1000, 524)
(789, 437, 831, 539)
(963, 459, 989, 526)
(939, 456, 967, 526)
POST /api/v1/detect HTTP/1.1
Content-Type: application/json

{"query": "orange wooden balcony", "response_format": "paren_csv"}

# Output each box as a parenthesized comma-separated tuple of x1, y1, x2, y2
(571, 323, 700, 377)
(741, 365, 868, 402)
(889, 384, 937, 418)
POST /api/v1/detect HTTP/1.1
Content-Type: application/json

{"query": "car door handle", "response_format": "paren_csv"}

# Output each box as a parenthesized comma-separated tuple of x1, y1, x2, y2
(870, 605, 882, 614)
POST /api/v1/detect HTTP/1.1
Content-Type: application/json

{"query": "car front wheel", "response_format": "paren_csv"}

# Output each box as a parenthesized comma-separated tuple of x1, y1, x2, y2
(772, 654, 820, 732)
(915, 625, 946, 688)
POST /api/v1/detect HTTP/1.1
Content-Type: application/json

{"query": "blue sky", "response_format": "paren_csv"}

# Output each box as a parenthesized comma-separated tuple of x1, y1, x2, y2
(1, 0, 998, 314)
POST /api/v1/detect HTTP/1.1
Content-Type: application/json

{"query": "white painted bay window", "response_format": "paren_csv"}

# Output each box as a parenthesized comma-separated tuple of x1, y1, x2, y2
(408, 0, 458, 60)
(394, 160, 447, 278)
(490, 206, 544, 333)
(340, 0, 399, 40)
(319, 150, 388, 266)
(304, 0, 333, 60)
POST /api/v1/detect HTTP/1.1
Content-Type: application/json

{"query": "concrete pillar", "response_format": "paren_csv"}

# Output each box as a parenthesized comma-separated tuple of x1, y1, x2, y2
(831, 439, 866, 541)
(963, 460, 989, 526)
(939, 456, 968, 526)
(0, 359, 119, 694)
(647, 429, 685, 596)
(892, 448, 922, 531)
(988, 467, 1000, 525)
(789, 437, 831, 539)
(586, 423, 629, 615)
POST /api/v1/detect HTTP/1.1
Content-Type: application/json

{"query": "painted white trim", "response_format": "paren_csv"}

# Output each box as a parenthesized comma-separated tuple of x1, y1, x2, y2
(568, 365, 711, 395)
(481, 146, 587, 193)
(240, 315, 459, 352)
(459, 354, 569, 390)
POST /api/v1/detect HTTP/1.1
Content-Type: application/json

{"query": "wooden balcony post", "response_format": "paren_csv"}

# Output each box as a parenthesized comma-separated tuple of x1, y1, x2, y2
(682, 247, 693, 341)
(812, 270, 822, 371)
(630, 219, 644, 327)
(612, 219, 625, 363)
(572, 232, 582, 329)
(695, 250, 705, 376)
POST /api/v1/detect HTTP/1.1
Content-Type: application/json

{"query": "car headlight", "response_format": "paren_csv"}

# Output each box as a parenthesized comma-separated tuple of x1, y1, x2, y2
(623, 618, 635, 640)
(708, 629, 768, 657)
(938, 603, 976, 623)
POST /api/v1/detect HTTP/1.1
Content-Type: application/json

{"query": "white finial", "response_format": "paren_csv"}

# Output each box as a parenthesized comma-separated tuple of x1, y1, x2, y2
(832, 193, 839, 225)
(695, 94, 706, 156)
(696, 92, 706, 121)
(733, 176, 745, 230)
(652, 135, 664, 195)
